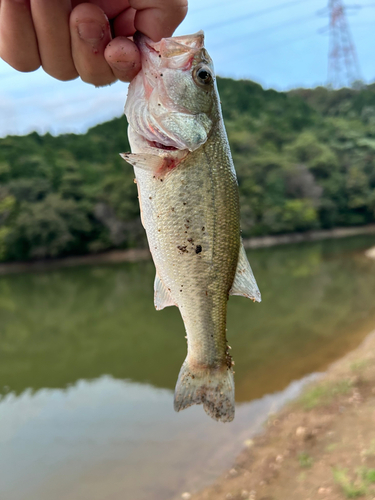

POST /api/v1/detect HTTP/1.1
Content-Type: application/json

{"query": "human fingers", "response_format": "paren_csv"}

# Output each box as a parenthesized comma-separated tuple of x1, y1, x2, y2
(112, 6, 136, 37)
(73, 0, 131, 20)
(70, 3, 116, 86)
(0, 0, 41, 72)
(129, 0, 188, 41)
(104, 6, 141, 82)
(104, 36, 141, 82)
(30, 0, 78, 80)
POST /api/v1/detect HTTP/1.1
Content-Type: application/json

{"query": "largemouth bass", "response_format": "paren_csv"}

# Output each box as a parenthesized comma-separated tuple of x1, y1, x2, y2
(122, 31, 261, 422)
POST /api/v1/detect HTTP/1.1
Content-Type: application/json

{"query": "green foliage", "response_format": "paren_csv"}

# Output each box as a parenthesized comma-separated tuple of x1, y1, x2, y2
(221, 80, 375, 237)
(0, 227, 10, 261)
(333, 468, 367, 498)
(361, 468, 375, 483)
(332, 466, 375, 498)
(1, 79, 375, 261)
(298, 452, 313, 468)
(5, 194, 92, 260)
(350, 359, 371, 372)
(0, 116, 133, 261)
(298, 379, 353, 409)
(8, 178, 51, 202)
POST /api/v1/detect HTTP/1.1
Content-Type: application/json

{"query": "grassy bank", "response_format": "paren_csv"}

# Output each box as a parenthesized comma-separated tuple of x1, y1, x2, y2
(192, 328, 375, 500)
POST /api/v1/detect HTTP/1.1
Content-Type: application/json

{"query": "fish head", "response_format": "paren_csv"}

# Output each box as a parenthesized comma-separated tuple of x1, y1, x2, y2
(125, 31, 218, 153)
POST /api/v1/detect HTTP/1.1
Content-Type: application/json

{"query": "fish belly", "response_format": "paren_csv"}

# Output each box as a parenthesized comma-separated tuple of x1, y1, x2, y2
(133, 127, 240, 422)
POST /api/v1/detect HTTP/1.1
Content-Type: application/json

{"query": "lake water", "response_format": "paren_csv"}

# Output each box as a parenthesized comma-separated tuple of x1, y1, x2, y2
(1, 235, 375, 500)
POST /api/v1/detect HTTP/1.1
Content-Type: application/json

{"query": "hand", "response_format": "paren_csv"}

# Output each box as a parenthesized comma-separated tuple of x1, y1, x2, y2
(0, 0, 188, 86)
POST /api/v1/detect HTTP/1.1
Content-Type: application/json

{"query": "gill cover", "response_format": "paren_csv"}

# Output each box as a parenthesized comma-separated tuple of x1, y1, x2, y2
(125, 31, 215, 152)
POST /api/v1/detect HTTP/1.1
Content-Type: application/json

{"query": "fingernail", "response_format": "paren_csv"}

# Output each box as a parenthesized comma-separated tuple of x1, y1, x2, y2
(78, 22, 104, 45)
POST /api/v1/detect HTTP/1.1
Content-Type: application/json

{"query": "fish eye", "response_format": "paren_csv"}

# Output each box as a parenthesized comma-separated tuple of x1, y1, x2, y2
(194, 66, 213, 86)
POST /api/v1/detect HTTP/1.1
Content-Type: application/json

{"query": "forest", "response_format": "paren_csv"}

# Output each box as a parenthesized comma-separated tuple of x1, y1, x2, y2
(1, 78, 375, 262)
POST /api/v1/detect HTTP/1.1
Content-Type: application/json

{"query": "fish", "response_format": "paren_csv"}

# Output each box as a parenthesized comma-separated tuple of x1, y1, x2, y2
(122, 31, 261, 422)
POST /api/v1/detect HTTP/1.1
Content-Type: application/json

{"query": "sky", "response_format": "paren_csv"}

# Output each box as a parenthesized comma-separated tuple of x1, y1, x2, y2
(1, 0, 375, 137)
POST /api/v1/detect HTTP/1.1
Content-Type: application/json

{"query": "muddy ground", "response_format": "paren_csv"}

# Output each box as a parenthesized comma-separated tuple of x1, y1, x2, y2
(192, 329, 375, 500)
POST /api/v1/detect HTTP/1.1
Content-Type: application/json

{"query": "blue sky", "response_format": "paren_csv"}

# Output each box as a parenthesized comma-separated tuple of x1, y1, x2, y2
(1, 0, 375, 137)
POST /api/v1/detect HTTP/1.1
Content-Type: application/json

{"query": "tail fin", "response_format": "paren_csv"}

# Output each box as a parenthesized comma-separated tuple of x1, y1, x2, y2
(173, 359, 235, 422)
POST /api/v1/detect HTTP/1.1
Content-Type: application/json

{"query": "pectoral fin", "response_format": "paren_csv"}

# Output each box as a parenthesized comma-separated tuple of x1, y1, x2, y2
(121, 152, 186, 177)
(154, 274, 176, 310)
(120, 153, 164, 172)
(230, 243, 261, 303)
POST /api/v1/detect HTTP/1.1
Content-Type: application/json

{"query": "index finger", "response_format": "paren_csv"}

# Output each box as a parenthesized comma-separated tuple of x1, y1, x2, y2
(129, 0, 188, 42)
(73, 0, 131, 19)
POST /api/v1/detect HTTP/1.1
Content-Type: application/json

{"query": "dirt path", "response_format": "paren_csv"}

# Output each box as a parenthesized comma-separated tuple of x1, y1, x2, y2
(191, 330, 375, 500)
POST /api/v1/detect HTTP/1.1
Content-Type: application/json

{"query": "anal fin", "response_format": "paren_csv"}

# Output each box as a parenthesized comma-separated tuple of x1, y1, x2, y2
(230, 243, 261, 302)
(154, 273, 176, 310)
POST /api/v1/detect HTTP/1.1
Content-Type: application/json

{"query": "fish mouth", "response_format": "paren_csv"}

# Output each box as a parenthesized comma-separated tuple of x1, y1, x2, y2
(147, 140, 178, 151)
(134, 31, 204, 58)
(133, 31, 205, 72)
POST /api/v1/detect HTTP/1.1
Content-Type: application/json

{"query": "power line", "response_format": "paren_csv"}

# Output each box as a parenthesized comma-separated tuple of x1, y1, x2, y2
(204, 0, 314, 31)
(230, 19, 373, 59)
(245, 32, 317, 57)
(194, 0, 251, 14)
(210, 12, 315, 49)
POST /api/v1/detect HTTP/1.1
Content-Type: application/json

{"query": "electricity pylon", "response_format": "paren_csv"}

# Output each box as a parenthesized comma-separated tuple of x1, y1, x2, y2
(326, 0, 362, 88)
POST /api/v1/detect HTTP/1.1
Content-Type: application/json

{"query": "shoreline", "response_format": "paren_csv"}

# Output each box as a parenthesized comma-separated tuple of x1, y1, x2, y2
(191, 329, 375, 500)
(243, 223, 375, 249)
(365, 246, 375, 260)
(0, 224, 375, 276)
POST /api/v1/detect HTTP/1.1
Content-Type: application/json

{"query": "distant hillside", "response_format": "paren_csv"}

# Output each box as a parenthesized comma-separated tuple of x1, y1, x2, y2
(0, 78, 375, 262)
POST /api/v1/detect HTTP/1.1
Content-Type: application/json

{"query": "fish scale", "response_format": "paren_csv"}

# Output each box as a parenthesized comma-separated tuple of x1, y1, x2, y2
(134, 125, 239, 367)
(123, 31, 261, 422)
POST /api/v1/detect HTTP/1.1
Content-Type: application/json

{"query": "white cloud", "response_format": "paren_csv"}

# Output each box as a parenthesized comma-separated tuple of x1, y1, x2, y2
(1, 0, 375, 137)
(0, 69, 129, 137)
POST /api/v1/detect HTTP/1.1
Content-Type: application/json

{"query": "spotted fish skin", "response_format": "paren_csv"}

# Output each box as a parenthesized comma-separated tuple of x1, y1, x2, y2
(123, 31, 260, 422)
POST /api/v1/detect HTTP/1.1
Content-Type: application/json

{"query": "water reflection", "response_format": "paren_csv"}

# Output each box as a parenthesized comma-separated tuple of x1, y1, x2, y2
(1, 235, 375, 499)
(1, 236, 375, 400)
(0, 374, 316, 500)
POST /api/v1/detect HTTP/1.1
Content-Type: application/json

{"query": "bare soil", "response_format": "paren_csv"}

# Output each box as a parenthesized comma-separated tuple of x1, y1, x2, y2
(192, 329, 375, 500)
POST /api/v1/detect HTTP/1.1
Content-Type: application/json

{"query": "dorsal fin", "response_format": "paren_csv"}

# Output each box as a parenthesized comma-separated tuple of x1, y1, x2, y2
(230, 243, 261, 303)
